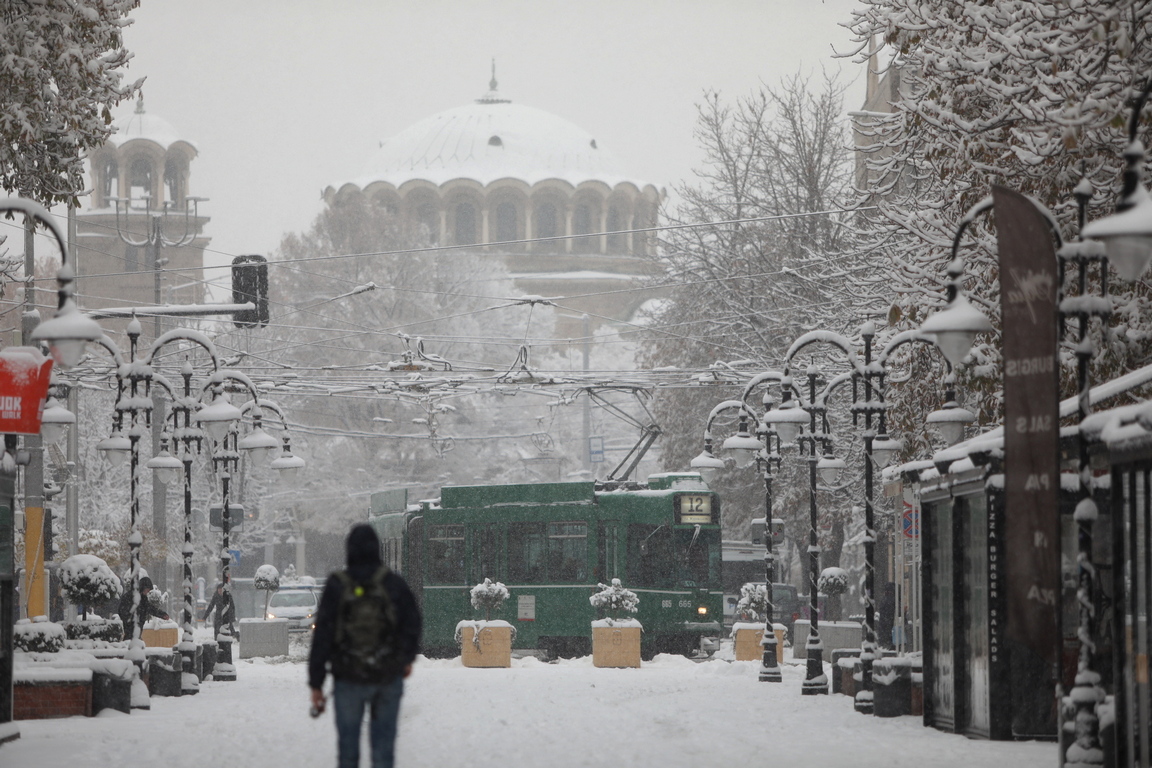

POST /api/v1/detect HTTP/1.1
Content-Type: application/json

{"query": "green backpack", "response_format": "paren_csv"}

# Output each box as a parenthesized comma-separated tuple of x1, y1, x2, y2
(331, 567, 402, 682)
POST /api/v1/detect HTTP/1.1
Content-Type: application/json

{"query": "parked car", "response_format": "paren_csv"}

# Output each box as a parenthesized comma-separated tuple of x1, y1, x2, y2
(265, 586, 319, 632)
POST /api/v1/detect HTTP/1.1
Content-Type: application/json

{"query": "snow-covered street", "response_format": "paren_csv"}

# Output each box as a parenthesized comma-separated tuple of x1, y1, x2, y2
(5, 642, 1054, 768)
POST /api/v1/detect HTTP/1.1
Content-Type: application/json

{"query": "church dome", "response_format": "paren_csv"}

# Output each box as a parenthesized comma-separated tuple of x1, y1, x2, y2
(108, 96, 194, 152)
(348, 83, 634, 189)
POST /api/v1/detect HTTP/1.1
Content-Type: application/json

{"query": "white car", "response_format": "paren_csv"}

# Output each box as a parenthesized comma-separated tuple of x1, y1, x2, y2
(266, 587, 319, 632)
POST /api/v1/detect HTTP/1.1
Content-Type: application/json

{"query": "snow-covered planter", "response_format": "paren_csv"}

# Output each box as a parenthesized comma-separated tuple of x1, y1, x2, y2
(455, 620, 514, 668)
(59, 553, 122, 621)
(453, 579, 515, 667)
(254, 563, 280, 619)
(590, 579, 642, 668)
(14, 617, 66, 653)
(730, 621, 787, 663)
(589, 578, 639, 624)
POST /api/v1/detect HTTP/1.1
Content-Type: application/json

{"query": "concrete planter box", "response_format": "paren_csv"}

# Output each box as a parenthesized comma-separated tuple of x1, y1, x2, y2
(238, 618, 290, 659)
(592, 621, 641, 668)
(141, 624, 179, 648)
(458, 622, 513, 668)
(791, 619, 862, 660)
(731, 623, 786, 663)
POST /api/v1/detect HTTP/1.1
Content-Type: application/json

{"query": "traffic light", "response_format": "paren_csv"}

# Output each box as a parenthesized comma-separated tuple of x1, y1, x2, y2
(231, 254, 269, 328)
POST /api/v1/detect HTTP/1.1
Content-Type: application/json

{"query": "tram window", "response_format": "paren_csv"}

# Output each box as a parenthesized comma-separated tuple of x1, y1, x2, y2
(547, 522, 587, 582)
(427, 525, 464, 583)
(508, 523, 546, 583)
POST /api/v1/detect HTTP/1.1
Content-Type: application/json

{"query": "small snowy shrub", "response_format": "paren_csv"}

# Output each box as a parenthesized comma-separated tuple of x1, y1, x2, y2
(818, 567, 849, 597)
(15, 617, 66, 653)
(589, 578, 639, 621)
(59, 554, 121, 621)
(470, 578, 509, 620)
(255, 564, 280, 619)
(735, 582, 768, 622)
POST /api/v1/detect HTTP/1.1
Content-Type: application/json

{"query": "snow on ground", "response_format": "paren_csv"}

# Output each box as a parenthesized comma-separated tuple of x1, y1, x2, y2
(4, 639, 1053, 768)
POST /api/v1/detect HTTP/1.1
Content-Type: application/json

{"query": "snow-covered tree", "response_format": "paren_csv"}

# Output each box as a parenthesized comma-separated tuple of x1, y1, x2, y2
(818, 566, 850, 622)
(640, 72, 864, 543)
(59, 553, 121, 621)
(845, 1, 1152, 454)
(735, 582, 769, 622)
(590, 578, 639, 622)
(469, 578, 509, 621)
(0, 0, 143, 205)
(255, 563, 280, 619)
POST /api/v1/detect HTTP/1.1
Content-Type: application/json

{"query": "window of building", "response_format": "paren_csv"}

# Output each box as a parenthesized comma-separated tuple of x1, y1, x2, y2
(455, 202, 477, 245)
(607, 206, 626, 253)
(129, 157, 152, 206)
(415, 203, 438, 245)
(102, 157, 118, 200)
(125, 245, 140, 272)
(488, 135, 503, 147)
(427, 524, 464, 583)
(164, 157, 183, 205)
(547, 522, 587, 582)
(535, 202, 558, 241)
(573, 204, 592, 236)
(495, 201, 518, 243)
(508, 523, 546, 583)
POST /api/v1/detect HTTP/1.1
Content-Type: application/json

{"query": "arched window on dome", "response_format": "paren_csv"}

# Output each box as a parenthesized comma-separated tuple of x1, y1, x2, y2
(606, 206, 626, 254)
(454, 202, 477, 245)
(164, 157, 184, 206)
(495, 201, 518, 243)
(534, 203, 558, 242)
(129, 157, 153, 208)
(101, 157, 119, 203)
(415, 203, 439, 245)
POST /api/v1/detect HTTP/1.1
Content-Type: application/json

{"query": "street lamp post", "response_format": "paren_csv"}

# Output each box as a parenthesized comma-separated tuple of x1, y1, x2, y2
(195, 369, 303, 680)
(691, 398, 783, 683)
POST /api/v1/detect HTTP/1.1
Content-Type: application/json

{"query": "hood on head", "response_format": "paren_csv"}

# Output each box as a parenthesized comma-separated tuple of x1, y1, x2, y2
(346, 523, 382, 570)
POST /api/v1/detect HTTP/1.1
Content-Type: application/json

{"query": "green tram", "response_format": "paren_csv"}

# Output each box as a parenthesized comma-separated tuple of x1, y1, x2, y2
(368, 473, 724, 659)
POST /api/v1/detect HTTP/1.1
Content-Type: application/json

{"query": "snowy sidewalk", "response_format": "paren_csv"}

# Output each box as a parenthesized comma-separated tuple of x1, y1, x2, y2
(4, 651, 1054, 768)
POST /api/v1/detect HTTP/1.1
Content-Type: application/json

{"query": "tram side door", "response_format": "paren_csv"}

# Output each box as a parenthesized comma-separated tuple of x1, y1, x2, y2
(470, 523, 502, 585)
(598, 522, 620, 583)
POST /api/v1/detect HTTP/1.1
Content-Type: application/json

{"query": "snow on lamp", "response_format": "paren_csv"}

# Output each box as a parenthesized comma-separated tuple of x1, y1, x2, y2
(238, 413, 279, 465)
(870, 435, 903, 468)
(817, 454, 845, 485)
(926, 401, 976, 446)
(690, 438, 725, 485)
(269, 435, 305, 482)
(147, 439, 183, 486)
(97, 429, 131, 468)
(721, 415, 761, 469)
(40, 396, 75, 444)
(196, 390, 242, 445)
(764, 398, 807, 445)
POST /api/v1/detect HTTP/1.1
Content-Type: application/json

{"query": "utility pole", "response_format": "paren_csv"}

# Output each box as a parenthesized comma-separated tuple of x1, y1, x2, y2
(21, 216, 45, 619)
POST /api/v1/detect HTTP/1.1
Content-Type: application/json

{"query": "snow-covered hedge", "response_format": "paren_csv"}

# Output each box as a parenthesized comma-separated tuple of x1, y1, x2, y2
(590, 579, 639, 621)
(15, 617, 66, 653)
(59, 554, 121, 621)
(64, 615, 123, 643)
(470, 578, 509, 620)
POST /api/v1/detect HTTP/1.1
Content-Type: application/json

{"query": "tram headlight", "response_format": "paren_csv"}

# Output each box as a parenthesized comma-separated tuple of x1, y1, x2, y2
(697, 606, 708, 616)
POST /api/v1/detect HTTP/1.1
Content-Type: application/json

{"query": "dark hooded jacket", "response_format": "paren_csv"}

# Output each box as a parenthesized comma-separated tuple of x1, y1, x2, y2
(308, 524, 421, 689)
(117, 576, 169, 641)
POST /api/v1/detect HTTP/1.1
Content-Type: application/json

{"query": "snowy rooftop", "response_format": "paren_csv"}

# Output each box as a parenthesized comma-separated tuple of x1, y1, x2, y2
(343, 81, 643, 190)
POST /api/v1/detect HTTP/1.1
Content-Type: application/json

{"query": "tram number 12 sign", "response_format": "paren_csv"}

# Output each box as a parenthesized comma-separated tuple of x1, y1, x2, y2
(678, 495, 713, 525)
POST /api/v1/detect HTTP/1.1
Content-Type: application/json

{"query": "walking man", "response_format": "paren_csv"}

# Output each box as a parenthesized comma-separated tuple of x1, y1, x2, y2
(309, 524, 421, 768)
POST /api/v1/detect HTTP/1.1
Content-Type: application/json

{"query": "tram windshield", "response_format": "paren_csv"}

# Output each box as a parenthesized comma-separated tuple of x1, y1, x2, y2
(627, 524, 719, 589)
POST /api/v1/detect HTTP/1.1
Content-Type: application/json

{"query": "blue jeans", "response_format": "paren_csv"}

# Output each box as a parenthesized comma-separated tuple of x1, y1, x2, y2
(333, 677, 405, 768)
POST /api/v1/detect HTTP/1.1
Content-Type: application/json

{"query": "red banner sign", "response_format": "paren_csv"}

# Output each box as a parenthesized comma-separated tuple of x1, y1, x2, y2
(0, 346, 54, 434)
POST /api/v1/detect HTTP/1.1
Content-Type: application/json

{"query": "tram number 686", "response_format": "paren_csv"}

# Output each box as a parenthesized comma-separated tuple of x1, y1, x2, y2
(661, 599, 692, 609)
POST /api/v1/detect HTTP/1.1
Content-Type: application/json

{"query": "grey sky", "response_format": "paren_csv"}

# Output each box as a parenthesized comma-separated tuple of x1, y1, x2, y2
(116, 0, 865, 292)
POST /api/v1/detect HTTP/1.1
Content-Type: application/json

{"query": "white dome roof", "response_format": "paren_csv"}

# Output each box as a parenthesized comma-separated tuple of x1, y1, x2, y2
(348, 86, 637, 190)
(108, 97, 192, 151)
